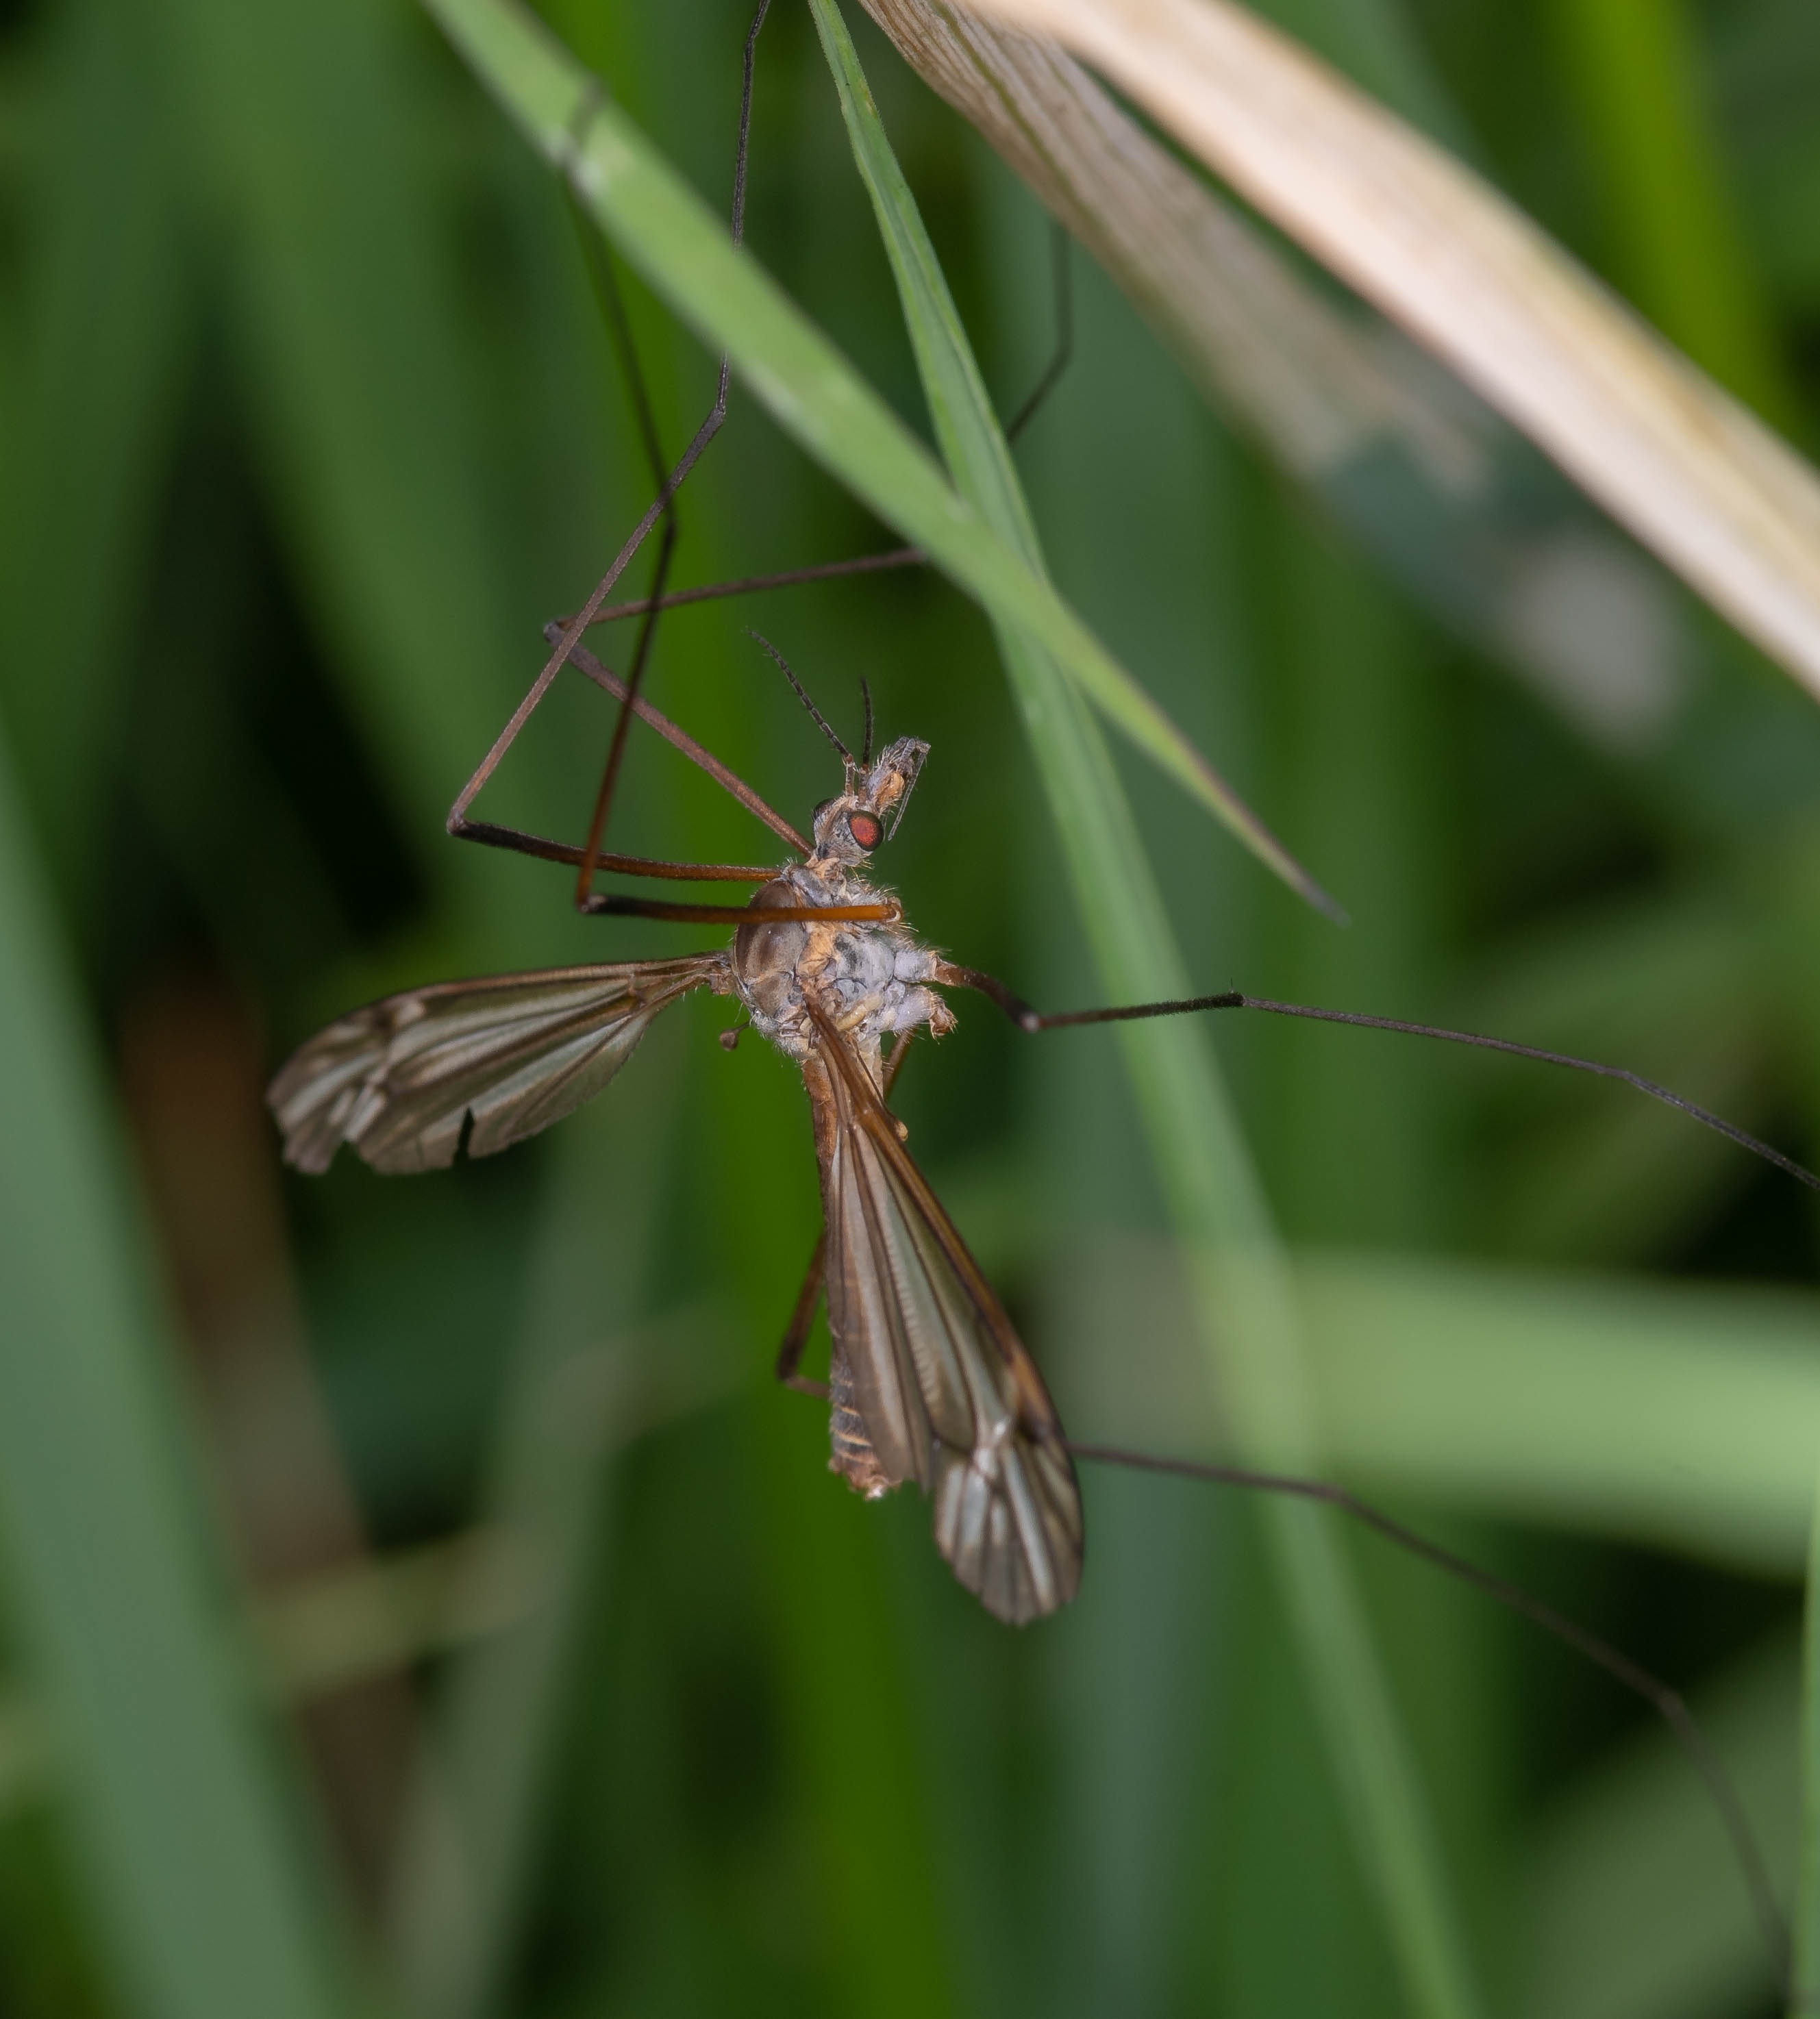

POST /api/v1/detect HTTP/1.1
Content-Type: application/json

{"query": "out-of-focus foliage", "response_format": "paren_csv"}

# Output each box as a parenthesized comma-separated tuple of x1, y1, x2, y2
(0, 0, 1817, 2016)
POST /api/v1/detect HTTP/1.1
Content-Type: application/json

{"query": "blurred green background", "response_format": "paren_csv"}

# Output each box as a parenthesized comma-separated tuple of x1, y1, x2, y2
(3, 0, 1820, 2014)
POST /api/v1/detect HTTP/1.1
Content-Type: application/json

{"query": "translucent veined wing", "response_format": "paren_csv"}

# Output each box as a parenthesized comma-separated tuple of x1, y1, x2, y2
(803, 1000, 1084, 1625)
(268, 955, 728, 1175)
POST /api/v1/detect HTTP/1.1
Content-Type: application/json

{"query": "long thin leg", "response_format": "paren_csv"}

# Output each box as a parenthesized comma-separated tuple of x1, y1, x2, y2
(556, 223, 1068, 639)
(934, 962, 1820, 1194)
(563, 123, 669, 501)
(775, 1232, 830, 1396)
(562, 547, 927, 631)
(570, 1, 773, 907)
(575, 507, 678, 907)
(567, 224, 1070, 638)
(1064, 1442, 1788, 1983)
(451, 823, 775, 883)
(585, 892, 896, 926)
(559, 637, 808, 855)
(1004, 220, 1073, 444)
(774, 1031, 917, 1390)
(764, 1015, 1791, 1981)
(449, 629, 810, 878)
(445, 3, 776, 877)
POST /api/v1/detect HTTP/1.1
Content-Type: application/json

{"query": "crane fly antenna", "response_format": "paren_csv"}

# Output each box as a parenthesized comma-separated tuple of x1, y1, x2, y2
(749, 630, 855, 770)
(859, 677, 874, 768)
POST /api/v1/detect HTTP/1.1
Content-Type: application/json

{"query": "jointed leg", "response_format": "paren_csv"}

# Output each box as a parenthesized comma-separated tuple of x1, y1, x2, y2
(1062, 1441, 1786, 1976)
(563, 1, 773, 908)
(445, 3, 780, 888)
(1004, 221, 1073, 444)
(560, 548, 927, 634)
(775, 1232, 830, 1396)
(762, 970, 1786, 1959)
(584, 892, 897, 927)
(447, 638, 800, 879)
(934, 962, 1820, 1193)
(560, 184, 1073, 640)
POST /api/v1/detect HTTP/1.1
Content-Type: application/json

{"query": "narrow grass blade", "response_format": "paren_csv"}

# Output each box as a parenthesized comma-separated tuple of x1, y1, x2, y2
(0, 723, 353, 2019)
(385, 1042, 685, 2019)
(0, 0, 188, 914)
(860, 0, 1478, 489)
(809, 6, 1478, 2014)
(155, 0, 537, 952)
(1060, 1236, 1820, 1575)
(417, 0, 1340, 918)
(1549, 0, 1793, 425)
(1796, 1477, 1820, 2014)
(954, 0, 1820, 707)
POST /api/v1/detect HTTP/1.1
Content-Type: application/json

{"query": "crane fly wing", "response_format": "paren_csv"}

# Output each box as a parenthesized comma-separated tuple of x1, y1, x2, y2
(803, 1003, 1083, 1625)
(268, 953, 728, 1175)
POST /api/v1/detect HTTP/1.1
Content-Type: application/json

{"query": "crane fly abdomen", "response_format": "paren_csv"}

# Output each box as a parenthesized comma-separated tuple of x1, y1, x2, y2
(828, 1340, 896, 1499)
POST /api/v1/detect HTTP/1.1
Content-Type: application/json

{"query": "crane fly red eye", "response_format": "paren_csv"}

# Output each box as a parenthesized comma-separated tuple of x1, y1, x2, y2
(847, 811, 882, 851)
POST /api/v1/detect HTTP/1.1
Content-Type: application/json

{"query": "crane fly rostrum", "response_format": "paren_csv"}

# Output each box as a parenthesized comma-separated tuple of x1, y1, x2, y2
(268, 727, 1083, 1625)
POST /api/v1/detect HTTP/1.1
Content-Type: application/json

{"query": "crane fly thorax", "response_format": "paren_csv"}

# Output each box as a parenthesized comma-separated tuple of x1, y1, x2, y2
(732, 860, 953, 1070)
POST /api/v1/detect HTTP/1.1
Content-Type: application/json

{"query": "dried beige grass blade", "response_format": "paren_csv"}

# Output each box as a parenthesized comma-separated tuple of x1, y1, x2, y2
(860, 0, 1482, 492)
(949, 0, 1820, 703)
(860, 0, 1688, 757)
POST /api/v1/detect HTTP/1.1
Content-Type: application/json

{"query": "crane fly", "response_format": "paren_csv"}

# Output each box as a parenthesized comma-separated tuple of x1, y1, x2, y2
(266, 0, 1820, 1963)
(268, 0, 1820, 1636)
(262, 616, 1820, 1639)
(269, 703, 1084, 1625)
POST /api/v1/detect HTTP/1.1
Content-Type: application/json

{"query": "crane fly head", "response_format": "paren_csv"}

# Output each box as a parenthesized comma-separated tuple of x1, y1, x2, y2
(810, 735, 930, 864)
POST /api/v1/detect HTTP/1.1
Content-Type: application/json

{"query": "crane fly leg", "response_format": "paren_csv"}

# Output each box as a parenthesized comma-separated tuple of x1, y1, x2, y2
(934, 962, 1820, 1193)
(583, 894, 899, 927)
(775, 1231, 830, 1396)
(441, 634, 811, 885)
(448, 4, 801, 898)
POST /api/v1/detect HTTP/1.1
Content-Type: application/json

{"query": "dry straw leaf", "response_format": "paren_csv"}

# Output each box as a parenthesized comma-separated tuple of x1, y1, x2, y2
(861, 0, 1483, 491)
(944, 0, 1820, 703)
(862, 0, 1699, 757)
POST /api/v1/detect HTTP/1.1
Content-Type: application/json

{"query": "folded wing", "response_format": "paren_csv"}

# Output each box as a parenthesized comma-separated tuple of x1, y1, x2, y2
(804, 1004, 1083, 1625)
(269, 955, 727, 1175)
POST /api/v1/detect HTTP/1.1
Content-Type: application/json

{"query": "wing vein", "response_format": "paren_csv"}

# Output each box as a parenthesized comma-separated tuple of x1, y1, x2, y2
(803, 997, 1082, 1622)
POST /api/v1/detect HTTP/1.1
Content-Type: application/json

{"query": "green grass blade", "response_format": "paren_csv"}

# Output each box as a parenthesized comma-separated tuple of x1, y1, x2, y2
(1548, 0, 1794, 428)
(417, 0, 1339, 920)
(0, 0, 188, 918)
(1239, 0, 1472, 154)
(386, 1042, 685, 2019)
(1525, 1631, 1795, 2019)
(1796, 1478, 1820, 2014)
(157, 0, 543, 960)
(0, 720, 354, 2019)
(808, 6, 1478, 2014)
(1067, 1238, 1820, 1572)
